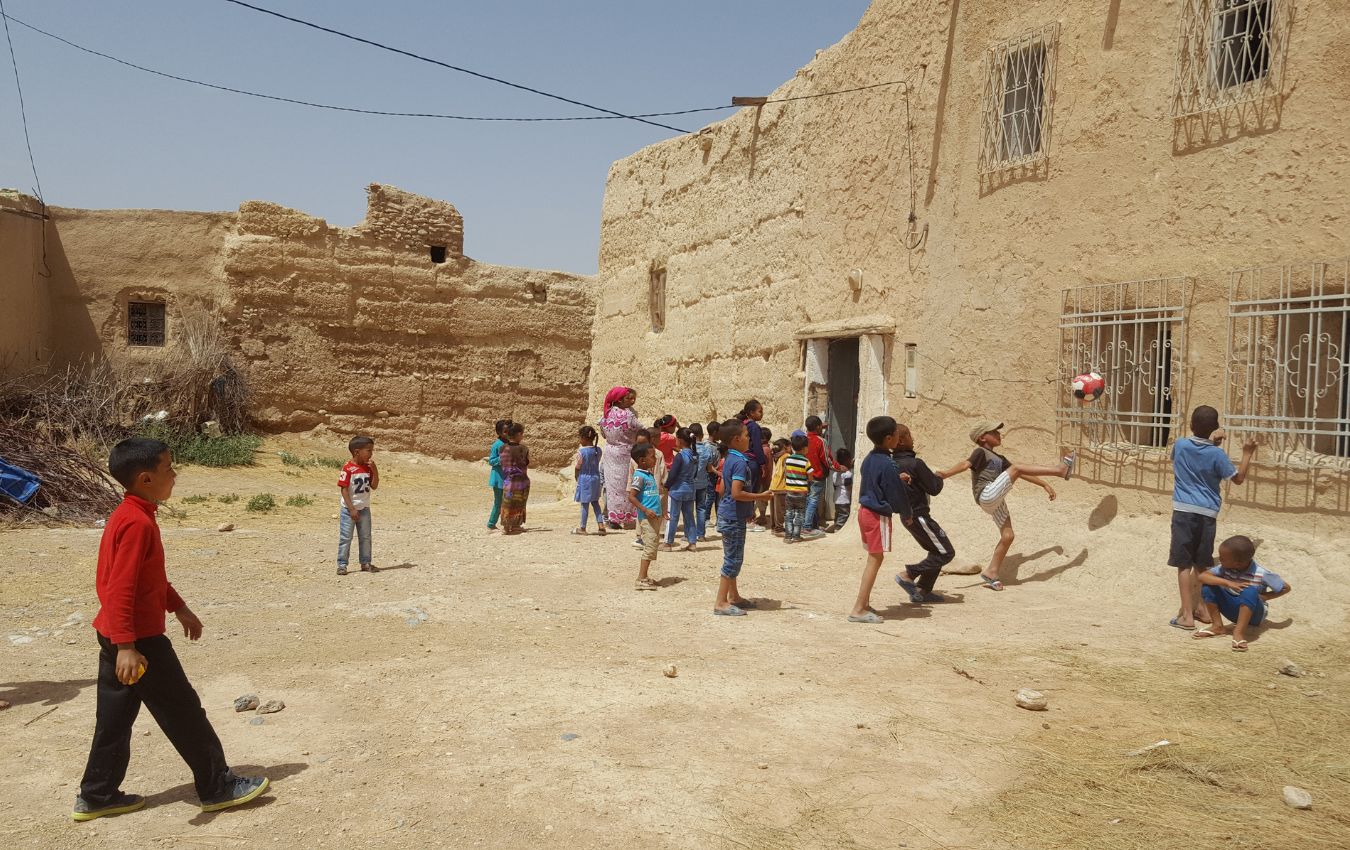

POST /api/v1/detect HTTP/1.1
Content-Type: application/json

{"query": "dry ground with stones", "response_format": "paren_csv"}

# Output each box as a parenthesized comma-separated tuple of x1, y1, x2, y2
(3, 438, 1348, 849)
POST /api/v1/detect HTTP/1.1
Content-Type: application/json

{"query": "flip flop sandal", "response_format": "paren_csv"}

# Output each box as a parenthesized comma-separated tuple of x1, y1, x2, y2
(1062, 452, 1077, 480)
(714, 605, 746, 616)
(895, 575, 925, 604)
(848, 612, 883, 624)
(1170, 617, 1197, 631)
(978, 575, 1005, 591)
(1231, 639, 1249, 652)
(635, 579, 659, 591)
(1193, 628, 1220, 639)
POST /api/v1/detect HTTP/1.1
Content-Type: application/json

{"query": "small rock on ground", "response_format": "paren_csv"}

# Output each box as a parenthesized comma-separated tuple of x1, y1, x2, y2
(1015, 688, 1048, 711)
(234, 694, 260, 712)
(0, 699, 10, 710)
(256, 699, 285, 715)
(1278, 660, 1304, 678)
(663, 664, 678, 678)
(1282, 785, 1312, 809)
(217, 523, 235, 533)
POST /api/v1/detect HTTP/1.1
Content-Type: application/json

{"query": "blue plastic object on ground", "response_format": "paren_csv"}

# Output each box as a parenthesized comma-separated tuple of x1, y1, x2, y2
(0, 457, 41, 504)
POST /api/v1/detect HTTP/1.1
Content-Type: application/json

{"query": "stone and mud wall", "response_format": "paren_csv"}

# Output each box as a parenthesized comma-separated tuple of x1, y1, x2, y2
(590, 0, 1350, 523)
(0, 191, 52, 376)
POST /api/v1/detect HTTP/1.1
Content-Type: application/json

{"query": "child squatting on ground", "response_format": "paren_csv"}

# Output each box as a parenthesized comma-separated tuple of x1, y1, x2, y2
(336, 435, 379, 575)
(573, 425, 606, 535)
(938, 421, 1075, 592)
(1194, 535, 1290, 652)
(715, 418, 775, 616)
(73, 437, 269, 822)
(850, 416, 914, 623)
(891, 425, 956, 604)
(630, 442, 663, 590)
(1168, 405, 1258, 631)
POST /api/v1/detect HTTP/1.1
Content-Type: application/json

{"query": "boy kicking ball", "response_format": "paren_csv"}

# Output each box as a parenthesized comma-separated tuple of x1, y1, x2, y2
(1194, 535, 1291, 652)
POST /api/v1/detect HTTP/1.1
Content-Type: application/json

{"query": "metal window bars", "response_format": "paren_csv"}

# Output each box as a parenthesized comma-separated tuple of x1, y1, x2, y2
(1226, 258, 1350, 467)
(127, 301, 166, 347)
(1058, 278, 1190, 454)
(1172, 0, 1290, 118)
(978, 23, 1058, 174)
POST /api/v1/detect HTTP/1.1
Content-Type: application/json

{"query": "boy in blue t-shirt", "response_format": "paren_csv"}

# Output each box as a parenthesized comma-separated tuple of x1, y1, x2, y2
(1168, 406, 1257, 630)
(629, 444, 663, 591)
(714, 419, 774, 617)
(1194, 535, 1290, 652)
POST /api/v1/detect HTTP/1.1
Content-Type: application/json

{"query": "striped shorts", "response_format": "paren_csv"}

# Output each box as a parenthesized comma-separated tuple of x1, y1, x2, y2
(978, 470, 1014, 527)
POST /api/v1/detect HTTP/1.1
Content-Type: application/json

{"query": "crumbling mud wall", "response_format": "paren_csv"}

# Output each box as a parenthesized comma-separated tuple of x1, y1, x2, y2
(224, 185, 593, 467)
(0, 191, 52, 377)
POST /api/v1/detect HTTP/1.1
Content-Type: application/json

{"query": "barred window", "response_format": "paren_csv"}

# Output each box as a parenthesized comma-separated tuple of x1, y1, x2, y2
(649, 263, 666, 333)
(127, 302, 166, 347)
(1059, 278, 1190, 452)
(979, 24, 1058, 174)
(1172, 0, 1290, 117)
(1227, 258, 1350, 464)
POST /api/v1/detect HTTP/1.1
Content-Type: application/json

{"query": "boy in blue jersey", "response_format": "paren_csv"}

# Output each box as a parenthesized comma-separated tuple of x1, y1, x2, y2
(629, 444, 664, 591)
(1168, 406, 1257, 630)
(714, 419, 774, 616)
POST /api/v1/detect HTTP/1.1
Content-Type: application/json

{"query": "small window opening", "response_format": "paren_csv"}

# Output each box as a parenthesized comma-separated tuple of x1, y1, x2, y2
(1213, 0, 1272, 90)
(429, 245, 447, 264)
(904, 344, 918, 398)
(999, 42, 1046, 162)
(128, 302, 166, 347)
(649, 265, 667, 333)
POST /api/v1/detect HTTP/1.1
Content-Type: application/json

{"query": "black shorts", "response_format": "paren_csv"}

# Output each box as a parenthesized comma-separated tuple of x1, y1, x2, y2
(1168, 510, 1217, 569)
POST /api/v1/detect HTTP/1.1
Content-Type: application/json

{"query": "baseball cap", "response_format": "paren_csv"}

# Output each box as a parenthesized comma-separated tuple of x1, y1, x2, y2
(969, 421, 1003, 443)
(790, 429, 807, 439)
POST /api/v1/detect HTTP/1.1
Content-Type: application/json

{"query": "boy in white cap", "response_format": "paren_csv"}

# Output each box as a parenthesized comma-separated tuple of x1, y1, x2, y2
(938, 421, 1075, 591)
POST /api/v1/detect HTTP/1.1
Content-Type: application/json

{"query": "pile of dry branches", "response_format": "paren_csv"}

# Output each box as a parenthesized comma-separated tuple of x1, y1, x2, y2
(0, 422, 120, 523)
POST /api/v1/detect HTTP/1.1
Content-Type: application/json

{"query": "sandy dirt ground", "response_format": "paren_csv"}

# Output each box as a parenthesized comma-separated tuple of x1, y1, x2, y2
(3, 438, 1348, 849)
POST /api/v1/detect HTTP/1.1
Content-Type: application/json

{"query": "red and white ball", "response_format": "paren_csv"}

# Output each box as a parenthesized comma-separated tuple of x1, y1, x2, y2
(1071, 371, 1106, 401)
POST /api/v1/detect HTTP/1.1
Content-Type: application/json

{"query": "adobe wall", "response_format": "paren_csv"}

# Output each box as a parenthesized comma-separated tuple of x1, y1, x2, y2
(0, 191, 52, 377)
(223, 186, 592, 467)
(591, 0, 1350, 523)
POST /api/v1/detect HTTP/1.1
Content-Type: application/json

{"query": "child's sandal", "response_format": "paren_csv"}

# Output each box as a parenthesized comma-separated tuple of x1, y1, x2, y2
(571, 527, 588, 535)
(1231, 639, 1249, 652)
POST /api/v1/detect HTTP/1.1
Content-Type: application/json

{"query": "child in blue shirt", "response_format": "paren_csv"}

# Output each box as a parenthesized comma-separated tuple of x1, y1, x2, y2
(629, 444, 663, 591)
(714, 419, 774, 616)
(572, 425, 605, 535)
(1194, 535, 1290, 652)
(486, 419, 510, 530)
(1168, 405, 1257, 630)
(662, 428, 699, 551)
(850, 416, 913, 623)
(689, 423, 715, 542)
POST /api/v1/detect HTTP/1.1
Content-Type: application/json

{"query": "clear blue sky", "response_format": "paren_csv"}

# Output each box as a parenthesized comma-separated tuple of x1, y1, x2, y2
(0, 0, 870, 273)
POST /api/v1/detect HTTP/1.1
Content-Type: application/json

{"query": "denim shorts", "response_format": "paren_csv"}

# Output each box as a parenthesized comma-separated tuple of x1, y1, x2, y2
(1168, 510, 1216, 568)
(717, 517, 747, 579)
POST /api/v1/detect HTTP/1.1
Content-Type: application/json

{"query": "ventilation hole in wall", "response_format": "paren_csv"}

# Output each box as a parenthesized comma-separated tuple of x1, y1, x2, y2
(429, 245, 447, 264)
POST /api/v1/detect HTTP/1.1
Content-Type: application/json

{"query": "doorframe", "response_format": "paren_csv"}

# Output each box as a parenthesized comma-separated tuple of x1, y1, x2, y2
(798, 325, 893, 461)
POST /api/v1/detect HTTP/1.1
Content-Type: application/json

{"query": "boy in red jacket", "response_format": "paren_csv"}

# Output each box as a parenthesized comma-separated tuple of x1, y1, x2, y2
(73, 437, 268, 821)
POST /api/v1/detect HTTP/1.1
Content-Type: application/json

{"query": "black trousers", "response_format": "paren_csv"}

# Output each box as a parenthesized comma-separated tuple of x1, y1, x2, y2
(904, 513, 955, 593)
(79, 632, 230, 804)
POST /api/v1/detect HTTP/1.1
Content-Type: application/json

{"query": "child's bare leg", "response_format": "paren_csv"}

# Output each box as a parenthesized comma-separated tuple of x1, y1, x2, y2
(1190, 569, 1212, 623)
(1175, 568, 1196, 628)
(1008, 459, 1072, 482)
(1194, 602, 1228, 637)
(986, 521, 1015, 580)
(1232, 604, 1255, 645)
(716, 576, 735, 610)
(851, 553, 884, 617)
(637, 558, 651, 582)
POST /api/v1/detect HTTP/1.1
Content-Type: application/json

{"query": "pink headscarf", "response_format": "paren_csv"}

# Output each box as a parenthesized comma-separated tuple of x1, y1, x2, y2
(603, 386, 633, 416)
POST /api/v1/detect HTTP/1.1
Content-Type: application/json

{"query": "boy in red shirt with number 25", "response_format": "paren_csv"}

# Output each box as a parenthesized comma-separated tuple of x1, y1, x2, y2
(337, 435, 380, 575)
(73, 437, 268, 821)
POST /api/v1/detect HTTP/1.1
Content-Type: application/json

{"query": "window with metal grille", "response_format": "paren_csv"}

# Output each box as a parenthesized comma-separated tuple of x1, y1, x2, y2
(1172, 0, 1290, 117)
(649, 264, 666, 333)
(1058, 278, 1189, 453)
(979, 24, 1058, 174)
(128, 302, 166, 347)
(1226, 258, 1350, 464)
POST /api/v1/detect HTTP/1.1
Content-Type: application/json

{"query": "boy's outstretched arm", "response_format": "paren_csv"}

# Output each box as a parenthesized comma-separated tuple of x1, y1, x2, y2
(1232, 438, 1258, 485)
(1022, 474, 1056, 501)
(731, 480, 773, 502)
(937, 459, 971, 480)
(914, 459, 944, 496)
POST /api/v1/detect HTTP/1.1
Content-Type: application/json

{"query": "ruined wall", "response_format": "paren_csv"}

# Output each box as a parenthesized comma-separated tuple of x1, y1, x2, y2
(224, 185, 592, 467)
(591, 0, 1350, 521)
(0, 191, 52, 377)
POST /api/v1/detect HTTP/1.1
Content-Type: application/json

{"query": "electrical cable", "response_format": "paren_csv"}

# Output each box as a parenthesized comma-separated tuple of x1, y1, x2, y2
(2, 11, 911, 126)
(219, 0, 693, 133)
(0, 0, 50, 277)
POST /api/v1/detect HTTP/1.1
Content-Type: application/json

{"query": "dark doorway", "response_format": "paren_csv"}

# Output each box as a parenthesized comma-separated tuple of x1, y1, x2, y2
(827, 337, 860, 459)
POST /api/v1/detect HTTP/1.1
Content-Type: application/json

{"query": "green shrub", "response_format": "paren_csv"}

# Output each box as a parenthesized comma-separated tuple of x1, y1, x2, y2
(179, 494, 209, 504)
(135, 423, 261, 467)
(245, 493, 276, 513)
(316, 457, 346, 469)
(277, 450, 311, 468)
(285, 494, 314, 508)
(217, 493, 239, 504)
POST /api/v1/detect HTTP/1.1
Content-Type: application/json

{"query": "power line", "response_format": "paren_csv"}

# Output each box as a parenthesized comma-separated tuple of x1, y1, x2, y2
(2, 12, 912, 127)
(219, 0, 692, 134)
(0, 14, 730, 123)
(0, 0, 42, 199)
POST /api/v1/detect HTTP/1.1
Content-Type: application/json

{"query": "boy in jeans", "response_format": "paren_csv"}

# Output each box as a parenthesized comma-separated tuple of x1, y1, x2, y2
(337, 435, 379, 575)
(74, 438, 268, 821)
(782, 431, 813, 542)
(1168, 406, 1257, 629)
(1194, 535, 1291, 652)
